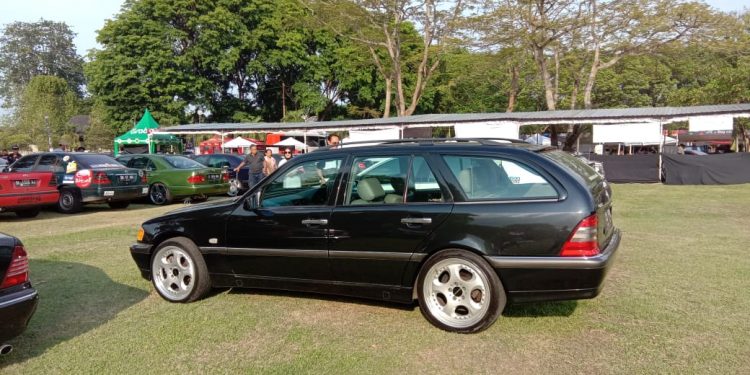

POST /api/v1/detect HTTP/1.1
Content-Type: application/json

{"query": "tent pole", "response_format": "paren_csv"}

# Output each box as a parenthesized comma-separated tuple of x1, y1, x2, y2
(658, 117, 665, 182)
(304, 131, 308, 153)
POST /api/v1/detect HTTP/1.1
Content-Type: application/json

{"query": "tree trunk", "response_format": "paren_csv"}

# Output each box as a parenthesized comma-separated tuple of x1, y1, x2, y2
(507, 65, 519, 112)
(383, 77, 392, 118)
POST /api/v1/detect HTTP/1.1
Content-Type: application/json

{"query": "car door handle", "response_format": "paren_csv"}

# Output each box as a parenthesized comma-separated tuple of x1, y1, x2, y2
(401, 217, 432, 225)
(301, 219, 328, 226)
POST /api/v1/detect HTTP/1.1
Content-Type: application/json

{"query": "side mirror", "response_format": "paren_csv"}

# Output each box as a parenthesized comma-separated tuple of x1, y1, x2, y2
(244, 190, 262, 210)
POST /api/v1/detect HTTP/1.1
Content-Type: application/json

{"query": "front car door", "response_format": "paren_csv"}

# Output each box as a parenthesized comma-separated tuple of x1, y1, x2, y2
(225, 155, 345, 281)
(328, 152, 453, 287)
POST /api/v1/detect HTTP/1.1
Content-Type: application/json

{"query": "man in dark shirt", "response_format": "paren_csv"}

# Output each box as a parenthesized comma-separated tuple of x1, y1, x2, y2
(234, 145, 265, 187)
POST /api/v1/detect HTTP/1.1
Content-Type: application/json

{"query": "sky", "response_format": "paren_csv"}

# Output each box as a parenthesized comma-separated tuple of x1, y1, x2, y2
(0, 0, 749, 57)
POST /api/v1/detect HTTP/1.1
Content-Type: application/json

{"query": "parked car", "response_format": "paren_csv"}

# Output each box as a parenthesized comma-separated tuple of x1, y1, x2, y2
(0, 233, 38, 355)
(0, 171, 59, 218)
(189, 153, 248, 196)
(7, 152, 149, 213)
(116, 154, 230, 205)
(130, 139, 620, 333)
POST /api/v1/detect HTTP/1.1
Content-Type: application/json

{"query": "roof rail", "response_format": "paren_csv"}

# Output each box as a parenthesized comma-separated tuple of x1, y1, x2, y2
(318, 137, 525, 150)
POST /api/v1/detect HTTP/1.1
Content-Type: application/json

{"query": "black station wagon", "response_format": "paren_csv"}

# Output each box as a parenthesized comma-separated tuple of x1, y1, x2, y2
(131, 139, 620, 333)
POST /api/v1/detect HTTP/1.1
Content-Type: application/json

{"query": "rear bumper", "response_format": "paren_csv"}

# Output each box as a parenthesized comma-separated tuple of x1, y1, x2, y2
(171, 183, 230, 197)
(486, 228, 621, 303)
(0, 285, 39, 343)
(82, 185, 149, 203)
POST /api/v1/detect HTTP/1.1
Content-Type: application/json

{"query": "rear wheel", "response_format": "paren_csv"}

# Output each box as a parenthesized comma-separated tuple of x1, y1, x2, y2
(108, 201, 130, 209)
(149, 183, 172, 205)
(151, 237, 211, 302)
(417, 249, 505, 333)
(15, 208, 40, 218)
(57, 188, 82, 214)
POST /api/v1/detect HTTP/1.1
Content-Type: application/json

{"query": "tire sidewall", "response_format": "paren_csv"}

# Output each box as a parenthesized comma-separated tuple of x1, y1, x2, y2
(149, 183, 171, 205)
(57, 188, 82, 213)
(150, 237, 210, 303)
(417, 249, 506, 333)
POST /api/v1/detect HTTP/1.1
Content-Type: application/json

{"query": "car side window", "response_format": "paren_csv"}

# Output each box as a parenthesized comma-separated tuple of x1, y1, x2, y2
(209, 155, 231, 168)
(36, 155, 64, 172)
(260, 157, 343, 207)
(407, 156, 444, 203)
(10, 155, 37, 171)
(346, 156, 410, 205)
(443, 155, 558, 200)
(128, 157, 148, 170)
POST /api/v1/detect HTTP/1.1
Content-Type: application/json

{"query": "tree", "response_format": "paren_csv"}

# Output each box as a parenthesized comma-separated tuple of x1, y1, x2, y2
(12, 75, 78, 149)
(0, 20, 84, 107)
(304, 0, 467, 117)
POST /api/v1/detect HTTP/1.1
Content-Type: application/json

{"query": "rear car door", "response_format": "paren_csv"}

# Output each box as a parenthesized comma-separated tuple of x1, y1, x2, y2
(225, 155, 345, 280)
(328, 153, 453, 286)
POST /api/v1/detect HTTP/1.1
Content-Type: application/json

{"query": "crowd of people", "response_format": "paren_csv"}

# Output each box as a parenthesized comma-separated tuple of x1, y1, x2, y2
(0, 145, 22, 165)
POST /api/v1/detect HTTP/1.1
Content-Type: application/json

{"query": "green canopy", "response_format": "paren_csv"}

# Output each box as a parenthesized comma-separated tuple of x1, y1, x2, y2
(114, 109, 181, 156)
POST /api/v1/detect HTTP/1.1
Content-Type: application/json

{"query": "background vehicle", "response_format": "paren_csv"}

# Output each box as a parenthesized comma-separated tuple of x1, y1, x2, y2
(0, 233, 38, 355)
(130, 139, 619, 333)
(7, 152, 148, 213)
(117, 154, 230, 205)
(189, 153, 248, 196)
(0, 171, 59, 218)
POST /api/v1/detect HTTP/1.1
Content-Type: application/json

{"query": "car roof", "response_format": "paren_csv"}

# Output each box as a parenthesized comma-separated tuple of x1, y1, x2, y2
(309, 138, 550, 156)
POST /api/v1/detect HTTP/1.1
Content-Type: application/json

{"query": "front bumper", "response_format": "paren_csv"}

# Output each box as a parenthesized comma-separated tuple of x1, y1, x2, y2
(0, 285, 39, 343)
(82, 185, 149, 203)
(486, 228, 621, 303)
(130, 243, 153, 280)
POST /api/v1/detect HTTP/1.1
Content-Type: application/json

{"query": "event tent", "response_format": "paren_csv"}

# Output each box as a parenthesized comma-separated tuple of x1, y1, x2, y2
(222, 136, 256, 148)
(274, 137, 306, 148)
(114, 109, 182, 156)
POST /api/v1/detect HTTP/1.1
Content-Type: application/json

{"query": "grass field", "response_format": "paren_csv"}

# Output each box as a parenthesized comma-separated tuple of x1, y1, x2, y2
(1, 184, 749, 374)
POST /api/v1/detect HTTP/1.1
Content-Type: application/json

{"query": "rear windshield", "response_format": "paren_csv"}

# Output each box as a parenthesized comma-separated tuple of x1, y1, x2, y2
(163, 155, 205, 169)
(541, 150, 601, 186)
(72, 154, 124, 169)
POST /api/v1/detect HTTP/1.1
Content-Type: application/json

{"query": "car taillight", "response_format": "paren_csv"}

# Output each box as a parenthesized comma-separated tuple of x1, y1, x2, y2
(560, 214, 600, 257)
(93, 171, 111, 185)
(140, 171, 147, 184)
(222, 171, 229, 182)
(0, 245, 29, 289)
(187, 175, 205, 184)
(74, 169, 92, 188)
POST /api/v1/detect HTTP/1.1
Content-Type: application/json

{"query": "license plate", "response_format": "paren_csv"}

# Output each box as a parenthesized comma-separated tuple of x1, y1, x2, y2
(142, 187, 149, 194)
(118, 174, 136, 183)
(207, 174, 220, 181)
(104, 191, 115, 197)
(13, 179, 37, 187)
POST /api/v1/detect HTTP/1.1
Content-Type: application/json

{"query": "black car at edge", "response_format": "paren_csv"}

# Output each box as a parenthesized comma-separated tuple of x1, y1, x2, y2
(130, 139, 621, 333)
(0, 233, 38, 354)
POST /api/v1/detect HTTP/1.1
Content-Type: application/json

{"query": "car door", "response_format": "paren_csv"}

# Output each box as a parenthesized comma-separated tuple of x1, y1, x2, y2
(328, 153, 453, 286)
(225, 155, 345, 280)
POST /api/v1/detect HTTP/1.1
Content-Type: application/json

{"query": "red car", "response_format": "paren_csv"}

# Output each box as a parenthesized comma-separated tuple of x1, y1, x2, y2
(0, 171, 59, 218)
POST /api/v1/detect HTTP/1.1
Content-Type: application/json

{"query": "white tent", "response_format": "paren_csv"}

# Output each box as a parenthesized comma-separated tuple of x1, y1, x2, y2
(275, 137, 306, 148)
(525, 134, 551, 145)
(222, 136, 256, 148)
(454, 121, 520, 139)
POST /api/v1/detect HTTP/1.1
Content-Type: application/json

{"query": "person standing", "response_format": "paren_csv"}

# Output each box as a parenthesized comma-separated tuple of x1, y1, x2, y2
(278, 148, 293, 167)
(234, 145, 265, 187)
(263, 149, 277, 176)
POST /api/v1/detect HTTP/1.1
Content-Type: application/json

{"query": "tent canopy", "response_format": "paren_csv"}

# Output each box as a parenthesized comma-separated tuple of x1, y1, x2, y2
(114, 109, 181, 155)
(275, 137, 306, 148)
(222, 136, 256, 148)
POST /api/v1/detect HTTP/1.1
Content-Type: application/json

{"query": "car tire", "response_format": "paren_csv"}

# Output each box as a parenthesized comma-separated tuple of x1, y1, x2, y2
(15, 208, 40, 218)
(416, 249, 506, 333)
(227, 179, 241, 197)
(149, 183, 172, 205)
(150, 237, 211, 303)
(108, 201, 130, 209)
(57, 188, 83, 214)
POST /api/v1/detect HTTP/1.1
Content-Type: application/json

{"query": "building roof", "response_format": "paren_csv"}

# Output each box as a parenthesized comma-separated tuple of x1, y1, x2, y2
(154, 103, 750, 135)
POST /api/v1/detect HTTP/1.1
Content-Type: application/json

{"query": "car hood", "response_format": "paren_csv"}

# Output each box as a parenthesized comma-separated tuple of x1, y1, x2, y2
(163, 196, 239, 216)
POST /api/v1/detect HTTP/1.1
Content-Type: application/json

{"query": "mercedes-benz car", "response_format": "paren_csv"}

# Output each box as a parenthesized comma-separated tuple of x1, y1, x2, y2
(130, 139, 620, 333)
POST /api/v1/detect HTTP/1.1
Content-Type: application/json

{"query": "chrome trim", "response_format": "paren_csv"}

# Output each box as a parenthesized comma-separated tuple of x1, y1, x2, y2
(400, 217, 432, 225)
(0, 289, 37, 309)
(454, 198, 560, 205)
(223, 247, 328, 258)
(329, 250, 412, 261)
(301, 219, 328, 226)
(485, 229, 620, 270)
(409, 253, 427, 262)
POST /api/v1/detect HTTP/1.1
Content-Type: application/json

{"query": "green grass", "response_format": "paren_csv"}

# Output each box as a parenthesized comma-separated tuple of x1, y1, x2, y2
(1, 184, 749, 374)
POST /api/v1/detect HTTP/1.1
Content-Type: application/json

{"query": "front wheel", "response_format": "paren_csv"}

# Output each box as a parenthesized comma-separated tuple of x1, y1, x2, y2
(417, 249, 505, 333)
(227, 179, 241, 197)
(149, 183, 172, 205)
(151, 237, 211, 303)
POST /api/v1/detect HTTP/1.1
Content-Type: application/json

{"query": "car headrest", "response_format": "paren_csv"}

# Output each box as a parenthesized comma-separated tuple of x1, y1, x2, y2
(458, 168, 473, 193)
(357, 177, 385, 201)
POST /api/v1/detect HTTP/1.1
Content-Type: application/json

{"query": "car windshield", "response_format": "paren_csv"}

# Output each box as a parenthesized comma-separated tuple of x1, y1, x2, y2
(162, 155, 205, 169)
(73, 154, 125, 169)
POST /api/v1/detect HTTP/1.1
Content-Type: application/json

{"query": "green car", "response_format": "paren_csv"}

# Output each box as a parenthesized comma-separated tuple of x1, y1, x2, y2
(116, 154, 230, 205)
